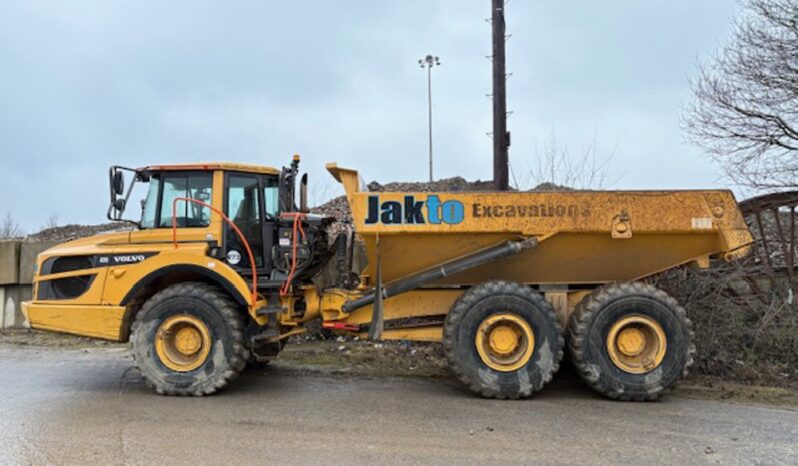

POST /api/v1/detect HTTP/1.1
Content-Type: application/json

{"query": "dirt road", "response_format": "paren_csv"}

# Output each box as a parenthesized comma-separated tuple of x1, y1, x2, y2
(0, 337, 796, 465)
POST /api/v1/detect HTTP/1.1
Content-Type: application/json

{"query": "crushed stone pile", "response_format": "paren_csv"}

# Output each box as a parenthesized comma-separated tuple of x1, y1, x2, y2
(27, 223, 131, 243)
(366, 177, 496, 193)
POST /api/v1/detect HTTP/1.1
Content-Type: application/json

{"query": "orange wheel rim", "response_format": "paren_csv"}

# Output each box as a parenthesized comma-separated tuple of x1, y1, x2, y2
(606, 315, 667, 374)
(154, 314, 212, 372)
(475, 313, 535, 372)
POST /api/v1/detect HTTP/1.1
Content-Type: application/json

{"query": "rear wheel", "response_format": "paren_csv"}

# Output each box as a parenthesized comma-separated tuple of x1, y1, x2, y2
(131, 282, 248, 396)
(443, 280, 563, 399)
(567, 282, 694, 401)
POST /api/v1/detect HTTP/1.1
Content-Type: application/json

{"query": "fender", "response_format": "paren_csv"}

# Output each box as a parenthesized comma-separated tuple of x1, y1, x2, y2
(120, 263, 249, 307)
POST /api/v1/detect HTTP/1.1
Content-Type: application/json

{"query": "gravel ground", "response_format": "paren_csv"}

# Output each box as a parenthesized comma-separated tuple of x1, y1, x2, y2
(1, 330, 797, 465)
(2, 329, 797, 407)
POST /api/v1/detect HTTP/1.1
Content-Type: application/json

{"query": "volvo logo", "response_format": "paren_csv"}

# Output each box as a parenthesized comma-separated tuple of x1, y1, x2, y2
(92, 252, 157, 268)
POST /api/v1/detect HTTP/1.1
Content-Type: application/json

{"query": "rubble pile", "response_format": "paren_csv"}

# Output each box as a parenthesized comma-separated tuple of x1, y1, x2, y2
(366, 176, 496, 193)
(311, 195, 352, 237)
(27, 223, 130, 243)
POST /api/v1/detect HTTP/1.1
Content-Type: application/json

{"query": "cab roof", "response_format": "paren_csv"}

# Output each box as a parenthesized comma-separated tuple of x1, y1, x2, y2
(139, 162, 280, 175)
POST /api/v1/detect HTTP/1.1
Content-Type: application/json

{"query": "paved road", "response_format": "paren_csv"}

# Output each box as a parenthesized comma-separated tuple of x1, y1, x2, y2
(0, 346, 796, 466)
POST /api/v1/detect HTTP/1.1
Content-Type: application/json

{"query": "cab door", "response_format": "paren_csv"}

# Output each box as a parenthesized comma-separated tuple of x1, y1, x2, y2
(224, 173, 265, 271)
(223, 173, 280, 282)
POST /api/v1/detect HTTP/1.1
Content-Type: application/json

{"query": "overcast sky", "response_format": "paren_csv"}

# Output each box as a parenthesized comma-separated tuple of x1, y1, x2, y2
(0, 1, 740, 231)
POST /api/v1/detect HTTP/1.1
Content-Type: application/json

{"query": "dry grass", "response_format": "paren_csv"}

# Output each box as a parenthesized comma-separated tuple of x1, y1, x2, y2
(656, 261, 798, 388)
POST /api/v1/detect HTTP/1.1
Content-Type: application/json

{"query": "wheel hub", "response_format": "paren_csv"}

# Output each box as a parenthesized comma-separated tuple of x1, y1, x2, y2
(155, 314, 212, 372)
(475, 313, 535, 372)
(174, 327, 202, 355)
(489, 325, 519, 355)
(616, 327, 646, 356)
(606, 315, 666, 374)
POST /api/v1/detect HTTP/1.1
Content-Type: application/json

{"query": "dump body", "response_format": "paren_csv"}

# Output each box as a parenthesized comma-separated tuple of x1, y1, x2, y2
(329, 164, 752, 287)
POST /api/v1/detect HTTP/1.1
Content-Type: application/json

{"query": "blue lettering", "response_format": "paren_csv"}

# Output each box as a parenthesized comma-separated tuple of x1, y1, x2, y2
(364, 194, 465, 225)
(426, 195, 441, 224)
(442, 200, 465, 224)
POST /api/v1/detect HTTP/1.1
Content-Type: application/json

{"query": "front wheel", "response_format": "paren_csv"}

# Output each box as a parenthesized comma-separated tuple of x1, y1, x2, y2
(131, 282, 249, 396)
(443, 280, 564, 399)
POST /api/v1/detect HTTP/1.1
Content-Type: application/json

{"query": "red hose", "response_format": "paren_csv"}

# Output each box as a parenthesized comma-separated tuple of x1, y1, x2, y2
(172, 197, 258, 306)
(280, 213, 306, 296)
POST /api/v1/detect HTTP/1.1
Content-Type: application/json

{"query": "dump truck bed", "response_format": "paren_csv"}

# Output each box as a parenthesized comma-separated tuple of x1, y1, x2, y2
(328, 164, 753, 286)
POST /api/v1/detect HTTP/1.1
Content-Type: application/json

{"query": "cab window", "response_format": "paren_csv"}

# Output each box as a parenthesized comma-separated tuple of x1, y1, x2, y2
(226, 174, 264, 268)
(158, 173, 213, 227)
(263, 177, 279, 219)
(140, 172, 213, 228)
(140, 178, 159, 229)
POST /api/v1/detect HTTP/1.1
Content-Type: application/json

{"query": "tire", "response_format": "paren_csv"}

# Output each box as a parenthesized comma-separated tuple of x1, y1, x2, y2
(442, 280, 564, 399)
(567, 282, 695, 401)
(130, 282, 249, 396)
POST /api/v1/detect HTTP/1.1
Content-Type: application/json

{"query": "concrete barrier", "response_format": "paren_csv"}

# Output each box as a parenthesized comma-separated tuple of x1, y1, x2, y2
(0, 240, 49, 329)
(19, 241, 57, 285)
(0, 241, 21, 285)
(1, 285, 32, 328)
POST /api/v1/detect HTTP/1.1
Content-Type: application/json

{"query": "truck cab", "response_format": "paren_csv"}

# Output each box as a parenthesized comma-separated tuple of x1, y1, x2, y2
(24, 157, 333, 363)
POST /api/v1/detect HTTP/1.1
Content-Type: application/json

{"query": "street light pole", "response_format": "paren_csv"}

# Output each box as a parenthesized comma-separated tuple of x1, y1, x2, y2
(419, 54, 440, 183)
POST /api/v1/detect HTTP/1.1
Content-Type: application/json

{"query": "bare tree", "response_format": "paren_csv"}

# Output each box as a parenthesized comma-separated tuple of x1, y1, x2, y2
(514, 130, 617, 190)
(41, 214, 59, 231)
(684, 0, 798, 190)
(310, 177, 342, 208)
(0, 213, 23, 239)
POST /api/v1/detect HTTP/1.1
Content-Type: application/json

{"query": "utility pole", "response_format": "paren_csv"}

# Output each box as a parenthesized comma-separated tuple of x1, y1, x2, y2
(491, 0, 510, 190)
(419, 54, 440, 183)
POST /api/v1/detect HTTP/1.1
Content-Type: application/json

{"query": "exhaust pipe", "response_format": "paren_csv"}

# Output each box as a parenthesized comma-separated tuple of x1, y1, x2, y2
(300, 173, 309, 213)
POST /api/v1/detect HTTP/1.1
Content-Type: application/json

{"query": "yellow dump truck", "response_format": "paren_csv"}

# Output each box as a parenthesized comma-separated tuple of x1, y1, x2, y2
(22, 157, 753, 399)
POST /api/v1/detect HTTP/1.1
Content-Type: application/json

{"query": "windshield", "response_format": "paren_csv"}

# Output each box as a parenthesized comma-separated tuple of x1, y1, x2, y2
(139, 172, 214, 229)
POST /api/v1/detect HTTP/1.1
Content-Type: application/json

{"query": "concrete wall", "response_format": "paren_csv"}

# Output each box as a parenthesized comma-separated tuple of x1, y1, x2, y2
(0, 240, 57, 329)
(1, 285, 32, 328)
(0, 241, 20, 285)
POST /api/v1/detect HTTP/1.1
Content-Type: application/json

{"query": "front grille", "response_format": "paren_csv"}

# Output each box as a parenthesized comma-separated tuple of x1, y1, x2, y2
(38, 275, 95, 300)
(41, 255, 94, 275)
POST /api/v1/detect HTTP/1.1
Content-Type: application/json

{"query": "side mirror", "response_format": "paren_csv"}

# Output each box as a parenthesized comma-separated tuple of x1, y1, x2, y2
(112, 171, 124, 196)
(107, 165, 136, 222)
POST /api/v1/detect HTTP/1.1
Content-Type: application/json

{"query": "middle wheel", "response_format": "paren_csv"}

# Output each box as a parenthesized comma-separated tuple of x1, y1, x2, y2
(443, 280, 564, 399)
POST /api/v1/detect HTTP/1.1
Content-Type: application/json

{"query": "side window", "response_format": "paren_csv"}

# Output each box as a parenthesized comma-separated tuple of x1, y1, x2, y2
(140, 175, 160, 229)
(228, 175, 260, 224)
(263, 176, 279, 219)
(157, 173, 213, 228)
(226, 174, 264, 267)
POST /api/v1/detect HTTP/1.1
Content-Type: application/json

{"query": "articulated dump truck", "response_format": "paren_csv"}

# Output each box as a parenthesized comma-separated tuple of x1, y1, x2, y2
(22, 157, 753, 399)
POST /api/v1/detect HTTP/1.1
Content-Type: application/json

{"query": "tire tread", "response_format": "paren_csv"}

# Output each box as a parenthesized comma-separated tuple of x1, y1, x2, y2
(131, 281, 248, 396)
(442, 280, 564, 399)
(567, 282, 695, 401)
